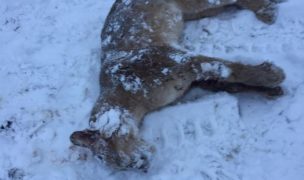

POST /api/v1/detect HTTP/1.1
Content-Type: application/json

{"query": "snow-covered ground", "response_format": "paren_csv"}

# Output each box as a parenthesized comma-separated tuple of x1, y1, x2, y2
(1, 0, 304, 179)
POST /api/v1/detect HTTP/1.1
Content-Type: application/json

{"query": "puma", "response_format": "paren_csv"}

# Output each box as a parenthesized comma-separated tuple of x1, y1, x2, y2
(70, 0, 285, 171)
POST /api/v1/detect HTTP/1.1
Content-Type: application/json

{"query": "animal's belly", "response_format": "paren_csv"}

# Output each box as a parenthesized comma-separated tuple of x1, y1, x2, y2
(147, 78, 191, 110)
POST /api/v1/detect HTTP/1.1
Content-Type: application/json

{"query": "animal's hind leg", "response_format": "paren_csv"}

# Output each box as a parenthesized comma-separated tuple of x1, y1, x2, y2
(183, 55, 285, 88)
(175, 0, 282, 24)
(192, 80, 284, 97)
(174, 0, 238, 21)
(236, 0, 282, 24)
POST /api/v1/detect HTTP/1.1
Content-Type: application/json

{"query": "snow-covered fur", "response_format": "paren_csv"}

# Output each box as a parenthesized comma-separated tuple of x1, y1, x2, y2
(70, 0, 285, 171)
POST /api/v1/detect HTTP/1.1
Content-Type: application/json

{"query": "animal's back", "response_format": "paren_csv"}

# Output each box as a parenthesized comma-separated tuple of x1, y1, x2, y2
(101, 0, 183, 53)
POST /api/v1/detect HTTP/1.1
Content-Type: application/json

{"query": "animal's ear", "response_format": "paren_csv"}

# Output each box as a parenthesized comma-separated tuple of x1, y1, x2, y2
(70, 129, 100, 148)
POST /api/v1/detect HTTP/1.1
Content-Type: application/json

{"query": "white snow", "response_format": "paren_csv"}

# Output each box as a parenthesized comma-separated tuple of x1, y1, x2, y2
(123, 0, 132, 6)
(208, 0, 221, 5)
(201, 62, 231, 78)
(142, 93, 243, 179)
(92, 108, 121, 137)
(119, 75, 143, 93)
(169, 52, 188, 63)
(110, 63, 122, 74)
(1, 0, 304, 180)
(161, 68, 170, 75)
(90, 108, 137, 137)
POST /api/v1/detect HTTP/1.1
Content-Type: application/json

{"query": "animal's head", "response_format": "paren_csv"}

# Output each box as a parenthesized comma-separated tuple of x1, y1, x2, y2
(70, 129, 154, 171)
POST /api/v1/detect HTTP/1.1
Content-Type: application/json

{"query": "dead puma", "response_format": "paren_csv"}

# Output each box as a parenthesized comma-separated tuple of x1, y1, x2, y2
(70, 0, 286, 171)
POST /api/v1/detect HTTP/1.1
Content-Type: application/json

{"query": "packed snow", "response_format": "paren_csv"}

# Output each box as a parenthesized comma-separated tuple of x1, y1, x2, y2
(1, 0, 304, 180)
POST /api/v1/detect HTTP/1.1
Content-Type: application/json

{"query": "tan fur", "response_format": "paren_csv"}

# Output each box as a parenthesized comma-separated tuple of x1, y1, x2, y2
(70, 0, 285, 171)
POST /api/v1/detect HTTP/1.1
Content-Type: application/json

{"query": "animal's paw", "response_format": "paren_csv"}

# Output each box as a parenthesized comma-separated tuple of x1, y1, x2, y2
(255, 1, 278, 24)
(264, 86, 284, 98)
(236, 62, 285, 88)
(255, 62, 285, 87)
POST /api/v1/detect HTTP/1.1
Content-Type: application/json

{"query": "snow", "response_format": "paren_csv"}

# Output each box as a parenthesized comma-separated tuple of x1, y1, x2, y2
(142, 93, 243, 179)
(208, 0, 221, 5)
(200, 62, 231, 78)
(208, 0, 237, 5)
(168, 52, 188, 63)
(161, 68, 170, 75)
(92, 108, 121, 137)
(90, 108, 138, 137)
(120, 75, 143, 93)
(1, 0, 304, 180)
